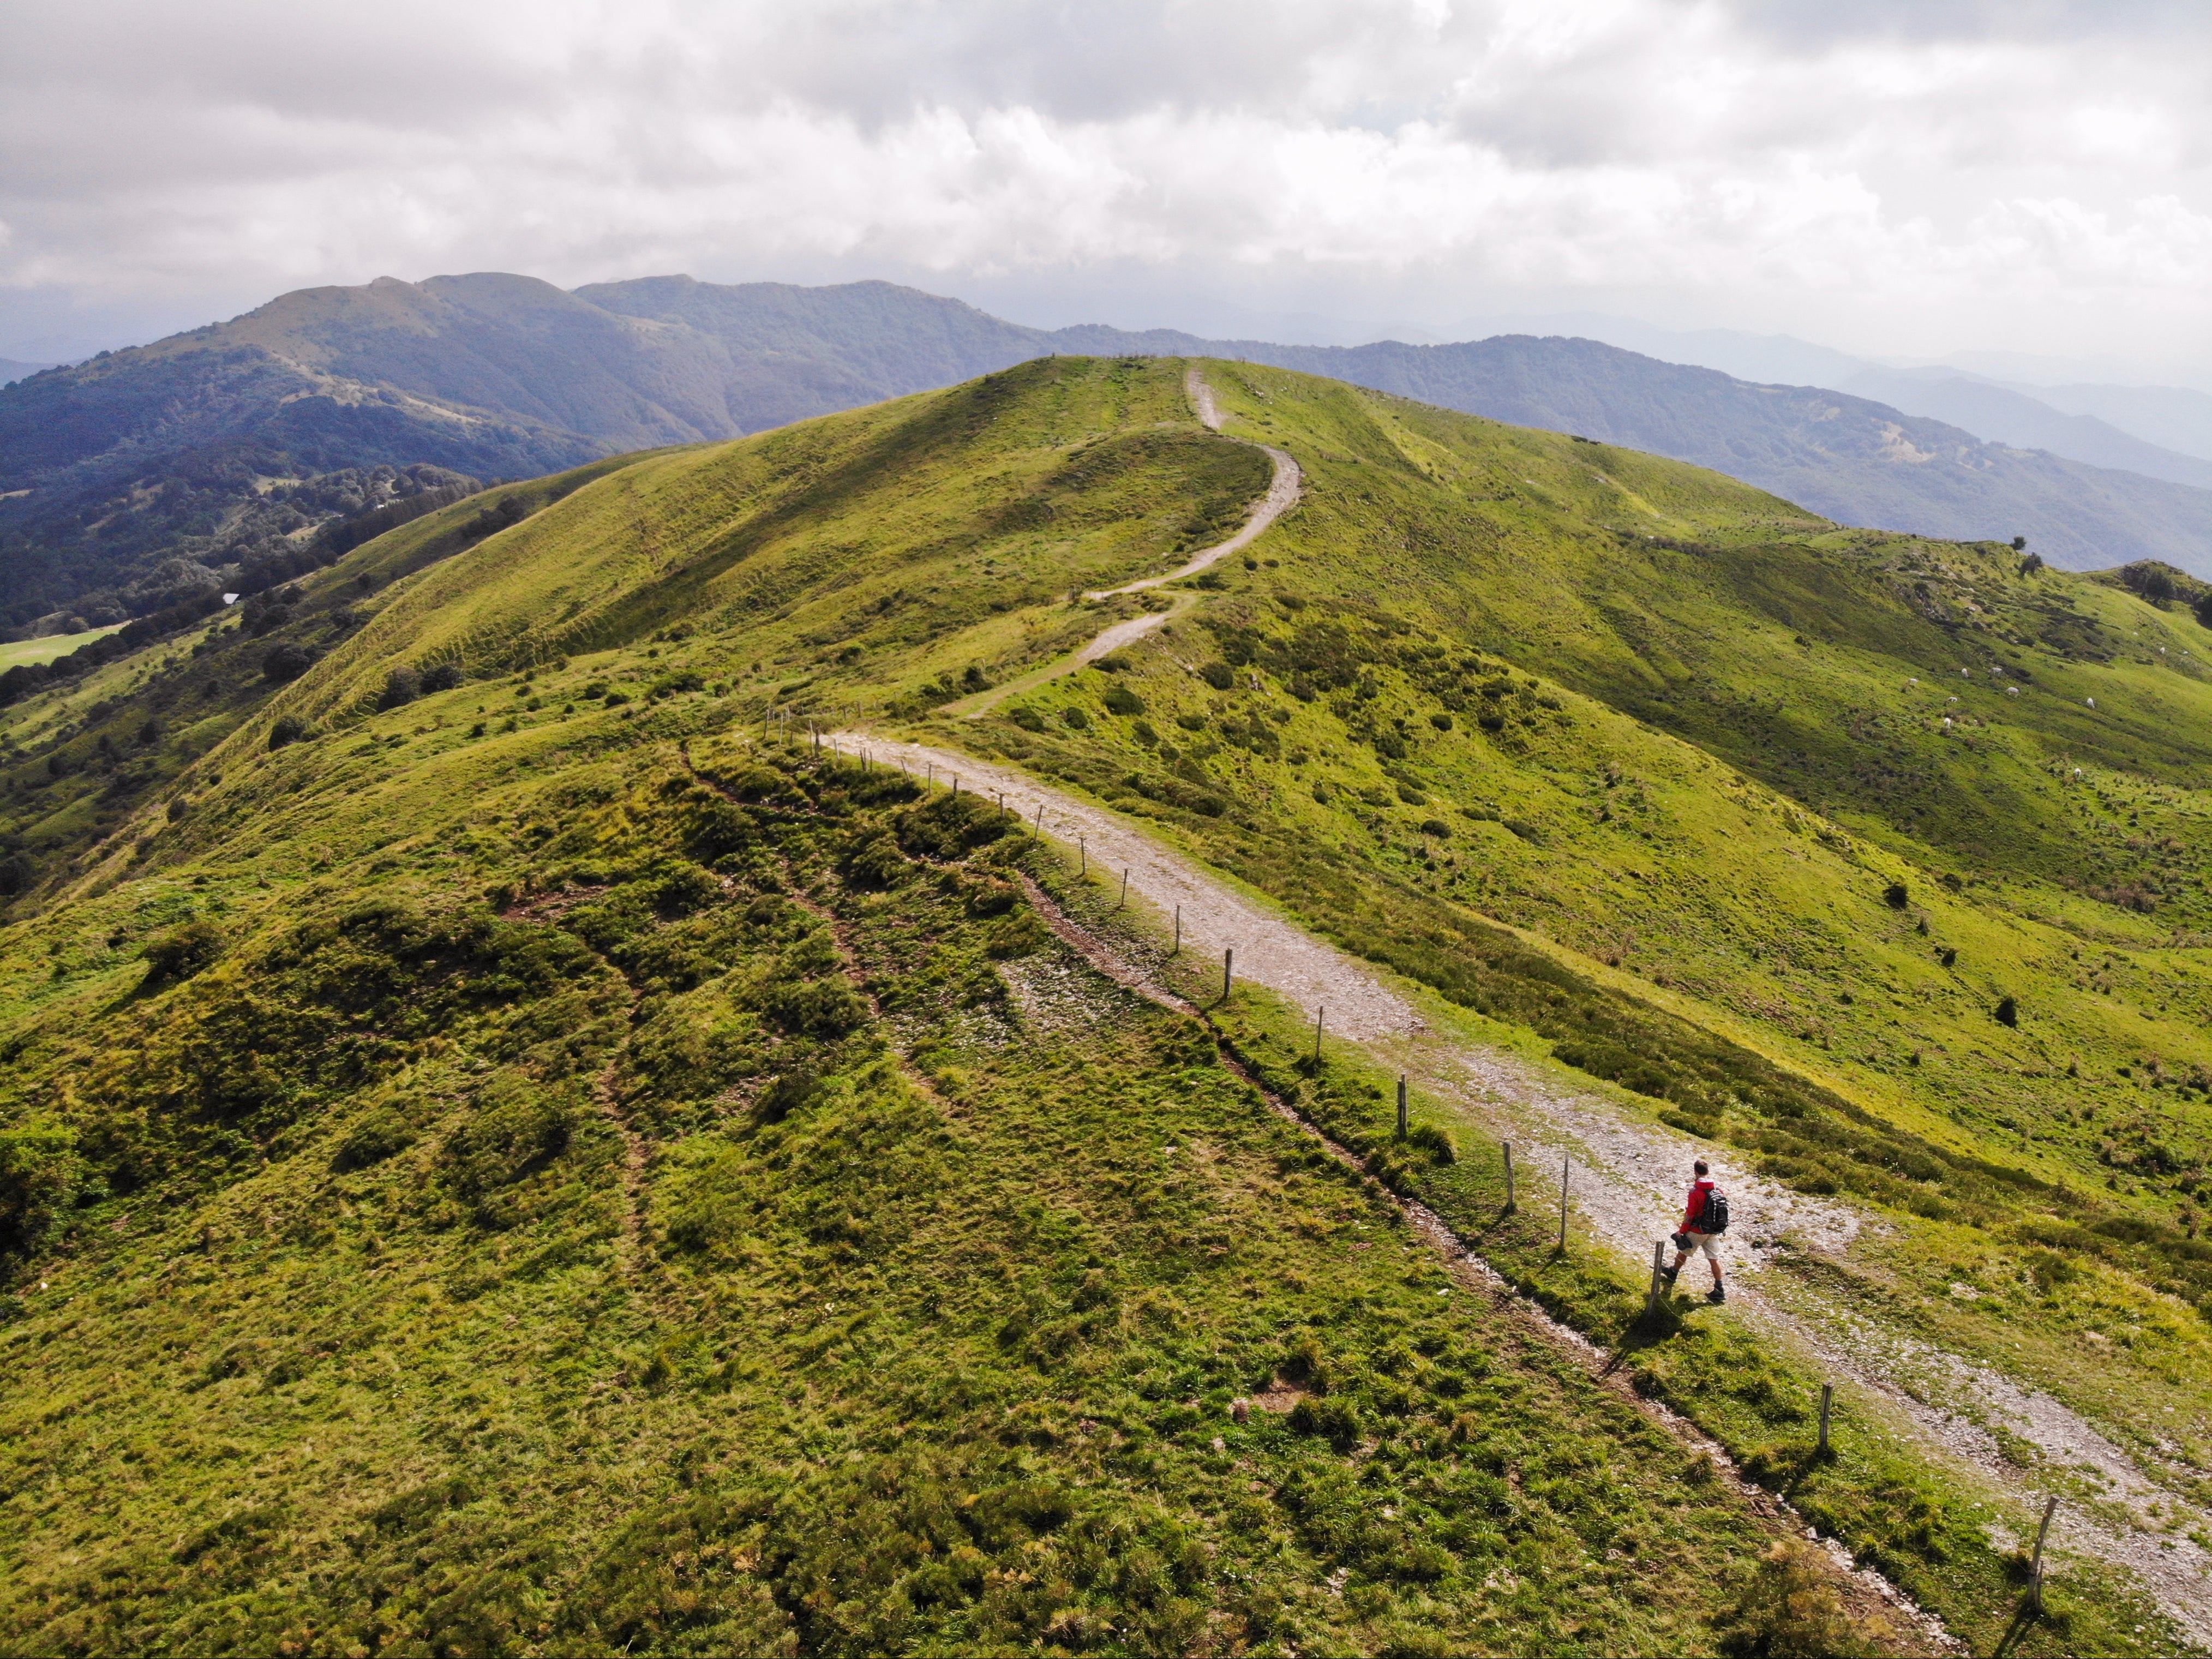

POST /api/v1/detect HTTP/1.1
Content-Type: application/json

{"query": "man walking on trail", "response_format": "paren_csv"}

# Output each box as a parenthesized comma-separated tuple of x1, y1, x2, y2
(1662, 1159, 1727, 1303)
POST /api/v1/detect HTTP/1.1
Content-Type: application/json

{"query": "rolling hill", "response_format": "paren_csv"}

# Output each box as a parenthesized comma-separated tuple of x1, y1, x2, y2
(9, 274, 2212, 634)
(3, 356, 2209, 1654)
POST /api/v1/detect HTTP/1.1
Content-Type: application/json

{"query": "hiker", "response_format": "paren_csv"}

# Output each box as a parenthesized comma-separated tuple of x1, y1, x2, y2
(1661, 1159, 1728, 1303)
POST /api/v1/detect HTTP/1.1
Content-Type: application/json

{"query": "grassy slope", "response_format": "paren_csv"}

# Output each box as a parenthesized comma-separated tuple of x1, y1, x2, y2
(0, 452, 683, 893)
(923, 368, 2212, 1541)
(0, 626, 125, 670)
(1, 735, 1817, 1657)
(2, 354, 2207, 1652)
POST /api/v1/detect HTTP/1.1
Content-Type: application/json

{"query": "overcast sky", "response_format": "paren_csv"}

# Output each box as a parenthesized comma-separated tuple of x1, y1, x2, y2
(4, 0, 2209, 380)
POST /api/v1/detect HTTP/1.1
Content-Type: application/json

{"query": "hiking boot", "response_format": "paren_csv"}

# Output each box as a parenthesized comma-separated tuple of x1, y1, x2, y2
(1659, 1264, 1679, 1287)
(1706, 1283, 1726, 1304)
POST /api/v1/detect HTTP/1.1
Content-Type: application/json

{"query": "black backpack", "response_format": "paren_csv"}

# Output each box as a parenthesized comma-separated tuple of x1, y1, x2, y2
(1703, 1189, 1730, 1233)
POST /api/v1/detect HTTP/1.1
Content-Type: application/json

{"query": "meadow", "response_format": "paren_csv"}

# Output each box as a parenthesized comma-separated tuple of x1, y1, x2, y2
(2, 354, 2207, 1653)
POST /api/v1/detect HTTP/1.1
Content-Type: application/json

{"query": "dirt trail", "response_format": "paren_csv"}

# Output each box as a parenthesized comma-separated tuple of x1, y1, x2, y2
(822, 732, 2212, 1645)
(945, 369, 1300, 720)
(594, 1059, 653, 1283)
(1087, 368, 1301, 598)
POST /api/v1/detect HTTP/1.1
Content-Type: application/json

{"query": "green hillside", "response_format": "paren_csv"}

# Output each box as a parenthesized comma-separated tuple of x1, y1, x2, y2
(2, 355, 2208, 1654)
(16, 267, 2212, 637)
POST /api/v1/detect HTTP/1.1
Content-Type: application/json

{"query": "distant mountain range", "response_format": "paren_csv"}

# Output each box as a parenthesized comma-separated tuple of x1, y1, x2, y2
(6, 271, 2212, 629)
(1457, 313, 2212, 478)
(0, 358, 58, 388)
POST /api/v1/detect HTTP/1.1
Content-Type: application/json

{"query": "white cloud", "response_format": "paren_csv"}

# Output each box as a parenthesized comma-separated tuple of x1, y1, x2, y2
(1, 0, 2207, 373)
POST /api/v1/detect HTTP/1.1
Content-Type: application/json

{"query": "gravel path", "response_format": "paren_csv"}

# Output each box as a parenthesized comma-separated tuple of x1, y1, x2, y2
(944, 368, 1300, 720)
(824, 730, 2212, 1645)
(1086, 368, 1300, 598)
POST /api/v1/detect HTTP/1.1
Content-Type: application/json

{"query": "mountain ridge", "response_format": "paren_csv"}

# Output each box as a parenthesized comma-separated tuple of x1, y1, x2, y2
(7, 272, 2212, 634)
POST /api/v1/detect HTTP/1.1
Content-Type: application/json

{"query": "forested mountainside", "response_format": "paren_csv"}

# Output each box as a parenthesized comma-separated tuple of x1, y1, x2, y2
(10, 273, 2212, 633)
(2, 357, 2207, 1654)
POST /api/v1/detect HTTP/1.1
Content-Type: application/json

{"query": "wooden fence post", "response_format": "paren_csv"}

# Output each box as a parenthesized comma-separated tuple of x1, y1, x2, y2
(1312, 1006, 1324, 1064)
(1558, 1154, 1570, 1252)
(1222, 947, 1234, 1002)
(2029, 1493, 2058, 1614)
(1396, 1075, 1408, 1141)
(1503, 1142, 1515, 1211)
(1818, 1384, 1834, 1457)
(1173, 905, 1181, 956)
(1118, 869, 1129, 909)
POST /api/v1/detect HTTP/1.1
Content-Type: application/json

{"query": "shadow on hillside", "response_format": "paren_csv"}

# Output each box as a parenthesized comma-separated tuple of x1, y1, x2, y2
(1988, 1598, 2046, 1658)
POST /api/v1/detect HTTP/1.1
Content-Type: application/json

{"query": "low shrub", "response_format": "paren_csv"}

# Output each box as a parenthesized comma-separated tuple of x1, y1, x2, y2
(143, 918, 224, 984)
(1713, 1541, 1874, 1658)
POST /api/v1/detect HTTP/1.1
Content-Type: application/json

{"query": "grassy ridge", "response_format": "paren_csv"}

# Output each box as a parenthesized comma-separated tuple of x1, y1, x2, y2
(3, 353, 2209, 1650)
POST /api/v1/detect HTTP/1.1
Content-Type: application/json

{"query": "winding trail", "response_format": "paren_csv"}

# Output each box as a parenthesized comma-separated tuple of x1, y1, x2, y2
(822, 361, 2212, 1643)
(944, 368, 1300, 720)
(1089, 368, 1303, 598)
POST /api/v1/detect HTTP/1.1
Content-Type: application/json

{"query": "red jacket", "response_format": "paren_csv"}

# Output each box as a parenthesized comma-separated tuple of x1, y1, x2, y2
(1683, 1179, 1716, 1231)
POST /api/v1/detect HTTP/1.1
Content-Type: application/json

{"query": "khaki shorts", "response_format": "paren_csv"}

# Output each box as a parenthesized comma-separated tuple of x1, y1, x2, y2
(1681, 1230, 1721, 1259)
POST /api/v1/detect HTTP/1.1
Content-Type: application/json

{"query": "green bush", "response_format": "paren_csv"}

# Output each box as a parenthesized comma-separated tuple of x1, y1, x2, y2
(441, 1075, 577, 1199)
(841, 832, 913, 890)
(379, 666, 421, 709)
(1713, 1541, 1874, 1658)
(1287, 1396, 1362, 1450)
(143, 918, 224, 985)
(1198, 662, 1234, 690)
(753, 1071, 821, 1125)
(0, 1128, 82, 1260)
(1102, 684, 1145, 716)
(1407, 1123, 1455, 1164)
(332, 1108, 416, 1172)
(761, 977, 870, 1038)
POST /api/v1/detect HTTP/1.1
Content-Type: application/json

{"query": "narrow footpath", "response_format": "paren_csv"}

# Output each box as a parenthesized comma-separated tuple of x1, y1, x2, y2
(943, 368, 1302, 721)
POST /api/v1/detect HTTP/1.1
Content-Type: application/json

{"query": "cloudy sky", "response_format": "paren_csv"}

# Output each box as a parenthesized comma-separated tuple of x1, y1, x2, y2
(4, 0, 2209, 380)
